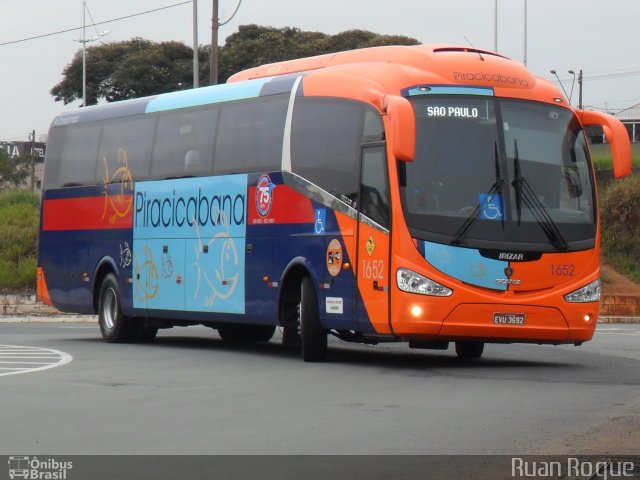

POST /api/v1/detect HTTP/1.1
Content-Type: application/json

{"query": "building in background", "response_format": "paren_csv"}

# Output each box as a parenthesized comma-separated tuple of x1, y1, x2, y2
(614, 104, 640, 143)
(0, 140, 47, 191)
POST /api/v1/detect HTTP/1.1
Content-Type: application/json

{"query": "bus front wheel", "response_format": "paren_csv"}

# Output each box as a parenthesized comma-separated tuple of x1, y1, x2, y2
(300, 276, 327, 362)
(98, 273, 138, 343)
(455, 341, 484, 359)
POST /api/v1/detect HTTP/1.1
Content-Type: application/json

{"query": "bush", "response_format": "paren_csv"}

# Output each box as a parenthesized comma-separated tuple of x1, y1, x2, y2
(600, 174, 640, 282)
(0, 190, 39, 292)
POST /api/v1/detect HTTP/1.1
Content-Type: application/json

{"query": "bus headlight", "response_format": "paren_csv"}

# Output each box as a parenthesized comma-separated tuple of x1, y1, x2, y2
(564, 279, 601, 303)
(397, 268, 453, 297)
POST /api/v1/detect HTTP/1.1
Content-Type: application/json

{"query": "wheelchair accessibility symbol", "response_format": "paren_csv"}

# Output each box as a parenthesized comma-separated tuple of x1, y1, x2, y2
(314, 209, 326, 234)
(479, 193, 504, 220)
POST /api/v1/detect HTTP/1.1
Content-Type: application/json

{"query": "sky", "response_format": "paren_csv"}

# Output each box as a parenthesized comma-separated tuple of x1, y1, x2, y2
(1, 0, 639, 142)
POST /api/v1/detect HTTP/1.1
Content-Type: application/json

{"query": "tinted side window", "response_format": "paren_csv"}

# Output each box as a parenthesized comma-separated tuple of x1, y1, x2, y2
(214, 94, 288, 174)
(58, 123, 101, 186)
(291, 98, 381, 203)
(152, 106, 218, 178)
(99, 115, 155, 183)
(363, 108, 385, 142)
(43, 126, 66, 189)
(360, 146, 390, 228)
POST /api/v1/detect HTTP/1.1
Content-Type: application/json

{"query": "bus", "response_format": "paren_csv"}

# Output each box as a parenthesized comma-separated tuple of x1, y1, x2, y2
(37, 44, 632, 361)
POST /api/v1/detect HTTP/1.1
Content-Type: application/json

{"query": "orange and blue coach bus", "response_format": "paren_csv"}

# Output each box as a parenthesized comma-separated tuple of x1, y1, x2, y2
(37, 44, 631, 361)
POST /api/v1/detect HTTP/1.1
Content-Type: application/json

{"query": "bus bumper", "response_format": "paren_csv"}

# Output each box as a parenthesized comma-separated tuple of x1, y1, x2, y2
(394, 302, 597, 344)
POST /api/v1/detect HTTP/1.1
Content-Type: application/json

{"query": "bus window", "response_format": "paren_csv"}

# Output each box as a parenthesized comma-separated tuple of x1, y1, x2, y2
(152, 106, 218, 178)
(58, 123, 101, 187)
(363, 108, 385, 142)
(42, 126, 65, 189)
(291, 98, 368, 204)
(214, 94, 288, 174)
(360, 146, 390, 228)
(99, 115, 155, 183)
(501, 101, 595, 223)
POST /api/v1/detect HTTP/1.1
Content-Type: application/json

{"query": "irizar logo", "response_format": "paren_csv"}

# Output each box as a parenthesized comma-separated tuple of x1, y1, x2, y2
(498, 252, 524, 261)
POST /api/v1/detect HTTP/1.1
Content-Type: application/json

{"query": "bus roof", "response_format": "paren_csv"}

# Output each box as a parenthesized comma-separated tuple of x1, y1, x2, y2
(229, 44, 565, 107)
(49, 44, 568, 129)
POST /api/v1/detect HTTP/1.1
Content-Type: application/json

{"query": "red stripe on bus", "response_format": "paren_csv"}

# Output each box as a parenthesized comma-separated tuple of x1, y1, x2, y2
(42, 195, 133, 231)
(248, 185, 314, 225)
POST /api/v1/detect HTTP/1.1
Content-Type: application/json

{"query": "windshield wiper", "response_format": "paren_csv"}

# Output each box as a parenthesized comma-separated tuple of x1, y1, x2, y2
(453, 142, 505, 244)
(511, 139, 568, 251)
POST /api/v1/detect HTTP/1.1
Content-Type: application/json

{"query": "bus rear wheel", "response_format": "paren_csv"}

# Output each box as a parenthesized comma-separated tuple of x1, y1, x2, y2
(300, 276, 327, 362)
(455, 341, 484, 359)
(98, 273, 138, 343)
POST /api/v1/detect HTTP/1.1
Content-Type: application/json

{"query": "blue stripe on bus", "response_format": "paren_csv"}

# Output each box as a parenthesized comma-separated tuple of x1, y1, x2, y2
(145, 78, 273, 113)
(422, 241, 507, 291)
(405, 86, 495, 97)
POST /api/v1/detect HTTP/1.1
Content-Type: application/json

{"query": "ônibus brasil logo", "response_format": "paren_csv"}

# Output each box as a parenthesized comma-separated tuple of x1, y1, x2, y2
(256, 174, 275, 218)
(8, 456, 73, 479)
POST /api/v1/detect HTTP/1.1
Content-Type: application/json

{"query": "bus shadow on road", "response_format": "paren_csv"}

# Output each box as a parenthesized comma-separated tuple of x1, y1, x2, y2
(68, 326, 618, 376)
(325, 344, 574, 371)
(78, 331, 580, 371)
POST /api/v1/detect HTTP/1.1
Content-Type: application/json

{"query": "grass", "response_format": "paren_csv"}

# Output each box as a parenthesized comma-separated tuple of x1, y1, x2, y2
(0, 190, 39, 292)
(590, 143, 640, 170)
(598, 174, 640, 283)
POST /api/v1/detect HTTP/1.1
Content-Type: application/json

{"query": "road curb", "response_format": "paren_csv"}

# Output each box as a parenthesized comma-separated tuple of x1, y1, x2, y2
(597, 316, 640, 324)
(0, 315, 95, 323)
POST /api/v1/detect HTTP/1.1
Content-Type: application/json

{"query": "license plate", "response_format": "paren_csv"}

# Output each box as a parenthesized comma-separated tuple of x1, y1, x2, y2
(493, 312, 525, 325)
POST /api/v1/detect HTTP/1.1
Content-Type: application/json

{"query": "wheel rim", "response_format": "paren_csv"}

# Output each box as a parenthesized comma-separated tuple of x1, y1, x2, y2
(102, 287, 117, 330)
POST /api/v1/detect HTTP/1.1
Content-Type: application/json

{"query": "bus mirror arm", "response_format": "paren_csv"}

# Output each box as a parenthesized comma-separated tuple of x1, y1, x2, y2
(577, 109, 632, 178)
(384, 96, 415, 162)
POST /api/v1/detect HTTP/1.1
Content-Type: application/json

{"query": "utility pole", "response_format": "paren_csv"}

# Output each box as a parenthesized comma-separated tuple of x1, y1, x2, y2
(28, 130, 35, 191)
(494, 0, 498, 52)
(82, 2, 87, 106)
(77, 2, 108, 107)
(523, 0, 528, 66)
(193, 0, 199, 88)
(578, 69, 583, 110)
(210, 0, 219, 85)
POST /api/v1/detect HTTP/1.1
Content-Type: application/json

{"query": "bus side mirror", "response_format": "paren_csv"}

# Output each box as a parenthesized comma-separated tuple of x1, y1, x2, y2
(384, 95, 415, 162)
(577, 109, 632, 178)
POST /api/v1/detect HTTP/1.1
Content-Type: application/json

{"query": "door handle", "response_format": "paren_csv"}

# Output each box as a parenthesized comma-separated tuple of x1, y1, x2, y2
(373, 281, 387, 292)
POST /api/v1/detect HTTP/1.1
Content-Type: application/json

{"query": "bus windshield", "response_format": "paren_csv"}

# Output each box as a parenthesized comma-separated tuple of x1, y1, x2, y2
(400, 95, 596, 252)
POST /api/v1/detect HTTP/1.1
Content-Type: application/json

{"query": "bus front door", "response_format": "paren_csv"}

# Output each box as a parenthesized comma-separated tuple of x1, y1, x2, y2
(356, 145, 392, 334)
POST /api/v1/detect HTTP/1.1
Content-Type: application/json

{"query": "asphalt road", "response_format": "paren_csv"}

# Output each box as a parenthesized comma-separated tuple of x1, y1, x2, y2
(0, 321, 638, 458)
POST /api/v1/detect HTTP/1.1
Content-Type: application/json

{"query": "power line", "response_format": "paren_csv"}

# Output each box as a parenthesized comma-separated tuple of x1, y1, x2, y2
(550, 69, 640, 84)
(219, 0, 243, 27)
(0, 1, 192, 47)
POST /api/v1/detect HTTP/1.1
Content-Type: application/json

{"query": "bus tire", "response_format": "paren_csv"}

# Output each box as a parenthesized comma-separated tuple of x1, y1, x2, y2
(218, 324, 276, 343)
(300, 276, 327, 362)
(455, 341, 484, 359)
(98, 273, 138, 343)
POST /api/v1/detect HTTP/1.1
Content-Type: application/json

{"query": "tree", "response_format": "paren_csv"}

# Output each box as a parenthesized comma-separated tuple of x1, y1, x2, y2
(0, 150, 29, 188)
(51, 27, 420, 104)
(51, 38, 209, 106)
(216, 25, 420, 82)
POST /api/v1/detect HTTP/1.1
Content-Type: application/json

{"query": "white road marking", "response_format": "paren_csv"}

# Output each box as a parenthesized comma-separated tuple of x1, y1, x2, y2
(0, 345, 72, 377)
(597, 330, 640, 335)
